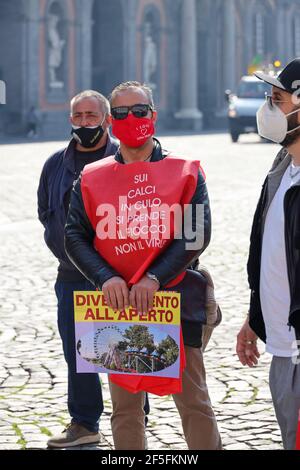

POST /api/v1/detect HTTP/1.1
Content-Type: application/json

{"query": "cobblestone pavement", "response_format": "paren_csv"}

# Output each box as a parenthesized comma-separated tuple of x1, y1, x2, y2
(0, 133, 283, 450)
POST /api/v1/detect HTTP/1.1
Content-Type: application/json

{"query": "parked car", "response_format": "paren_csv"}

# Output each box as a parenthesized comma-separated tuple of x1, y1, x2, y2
(225, 75, 271, 142)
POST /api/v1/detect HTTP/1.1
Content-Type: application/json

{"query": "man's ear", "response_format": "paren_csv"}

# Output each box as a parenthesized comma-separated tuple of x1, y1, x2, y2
(106, 114, 112, 126)
(152, 110, 158, 124)
(292, 90, 300, 107)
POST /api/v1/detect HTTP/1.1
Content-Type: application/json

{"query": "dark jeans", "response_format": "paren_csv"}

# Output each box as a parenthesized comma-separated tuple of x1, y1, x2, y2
(55, 280, 150, 433)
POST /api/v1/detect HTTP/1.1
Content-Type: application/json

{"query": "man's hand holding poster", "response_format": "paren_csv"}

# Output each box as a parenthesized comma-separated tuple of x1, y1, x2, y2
(74, 291, 181, 378)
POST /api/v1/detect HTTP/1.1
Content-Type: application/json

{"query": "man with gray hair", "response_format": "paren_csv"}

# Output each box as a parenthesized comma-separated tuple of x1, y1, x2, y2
(37, 90, 118, 447)
(65, 81, 222, 450)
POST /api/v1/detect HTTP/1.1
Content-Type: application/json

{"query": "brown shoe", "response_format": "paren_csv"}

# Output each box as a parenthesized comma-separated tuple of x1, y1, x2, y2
(47, 423, 101, 448)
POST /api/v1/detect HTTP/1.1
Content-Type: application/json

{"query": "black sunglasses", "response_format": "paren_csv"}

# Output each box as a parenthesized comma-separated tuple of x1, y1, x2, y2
(111, 104, 153, 120)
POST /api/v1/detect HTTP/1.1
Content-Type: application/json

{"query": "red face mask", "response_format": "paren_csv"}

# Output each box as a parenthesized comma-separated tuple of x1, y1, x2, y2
(112, 114, 155, 148)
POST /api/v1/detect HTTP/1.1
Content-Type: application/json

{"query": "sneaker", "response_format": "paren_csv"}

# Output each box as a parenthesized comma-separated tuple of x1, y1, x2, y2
(47, 422, 101, 448)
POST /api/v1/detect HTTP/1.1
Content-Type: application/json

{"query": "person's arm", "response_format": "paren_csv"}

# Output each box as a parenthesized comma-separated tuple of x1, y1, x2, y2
(37, 162, 49, 227)
(64, 177, 130, 311)
(236, 318, 260, 367)
(148, 169, 211, 286)
(64, 176, 119, 288)
(236, 177, 268, 368)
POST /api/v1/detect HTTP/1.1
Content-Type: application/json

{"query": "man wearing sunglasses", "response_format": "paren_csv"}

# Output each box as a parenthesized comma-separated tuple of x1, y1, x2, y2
(65, 81, 221, 450)
(236, 59, 300, 449)
(37, 90, 119, 448)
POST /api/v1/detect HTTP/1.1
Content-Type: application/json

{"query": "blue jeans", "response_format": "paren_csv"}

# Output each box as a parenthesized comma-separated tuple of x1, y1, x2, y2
(55, 280, 150, 433)
(55, 280, 103, 432)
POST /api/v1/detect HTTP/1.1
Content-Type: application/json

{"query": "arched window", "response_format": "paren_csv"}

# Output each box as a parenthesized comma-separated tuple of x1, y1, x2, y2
(92, 0, 124, 96)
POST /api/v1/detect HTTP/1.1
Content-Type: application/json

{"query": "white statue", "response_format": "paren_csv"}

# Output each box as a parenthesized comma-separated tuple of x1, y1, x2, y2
(143, 22, 157, 88)
(48, 13, 65, 88)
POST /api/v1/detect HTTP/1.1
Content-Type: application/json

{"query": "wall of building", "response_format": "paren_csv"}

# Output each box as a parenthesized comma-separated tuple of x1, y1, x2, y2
(1, 0, 300, 137)
(0, 0, 25, 133)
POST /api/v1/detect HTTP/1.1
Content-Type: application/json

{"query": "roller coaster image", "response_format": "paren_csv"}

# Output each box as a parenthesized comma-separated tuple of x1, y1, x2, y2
(76, 325, 178, 374)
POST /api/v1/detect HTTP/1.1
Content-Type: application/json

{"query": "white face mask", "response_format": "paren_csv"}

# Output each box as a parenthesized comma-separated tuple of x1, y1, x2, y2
(256, 101, 300, 144)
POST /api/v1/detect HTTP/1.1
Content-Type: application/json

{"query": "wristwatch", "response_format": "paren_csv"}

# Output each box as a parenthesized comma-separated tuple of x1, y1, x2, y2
(146, 272, 160, 286)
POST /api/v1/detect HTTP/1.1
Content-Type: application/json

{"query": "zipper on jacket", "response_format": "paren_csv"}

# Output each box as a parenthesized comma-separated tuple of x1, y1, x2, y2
(284, 186, 300, 334)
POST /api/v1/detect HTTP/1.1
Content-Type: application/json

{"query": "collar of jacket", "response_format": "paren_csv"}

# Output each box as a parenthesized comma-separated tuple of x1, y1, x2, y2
(265, 149, 291, 213)
(57, 133, 118, 210)
(115, 137, 169, 164)
(268, 147, 300, 188)
(63, 132, 118, 174)
(261, 147, 300, 232)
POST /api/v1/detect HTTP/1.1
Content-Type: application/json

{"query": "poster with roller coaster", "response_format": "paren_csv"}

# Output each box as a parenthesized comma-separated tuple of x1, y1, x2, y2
(74, 291, 181, 378)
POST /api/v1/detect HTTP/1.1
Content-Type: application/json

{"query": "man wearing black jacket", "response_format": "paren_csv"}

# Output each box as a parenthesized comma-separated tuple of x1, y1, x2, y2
(65, 81, 221, 450)
(37, 90, 119, 448)
(236, 60, 300, 450)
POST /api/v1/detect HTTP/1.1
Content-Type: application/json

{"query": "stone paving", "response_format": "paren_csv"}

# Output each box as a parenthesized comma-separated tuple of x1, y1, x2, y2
(0, 133, 283, 450)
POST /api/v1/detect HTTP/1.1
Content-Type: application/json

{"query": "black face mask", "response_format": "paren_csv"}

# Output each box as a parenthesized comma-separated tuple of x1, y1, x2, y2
(71, 125, 105, 149)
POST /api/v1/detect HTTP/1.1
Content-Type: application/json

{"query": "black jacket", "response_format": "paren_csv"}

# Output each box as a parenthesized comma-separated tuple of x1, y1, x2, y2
(64, 139, 211, 346)
(37, 135, 118, 277)
(247, 148, 300, 342)
(64, 138, 211, 289)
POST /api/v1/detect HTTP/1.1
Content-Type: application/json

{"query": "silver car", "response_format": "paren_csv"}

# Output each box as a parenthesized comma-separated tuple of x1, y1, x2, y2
(225, 76, 271, 142)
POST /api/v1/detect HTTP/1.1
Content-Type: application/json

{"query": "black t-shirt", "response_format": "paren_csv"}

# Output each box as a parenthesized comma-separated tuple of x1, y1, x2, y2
(63, 147, 106, 214)
(58, 146, 106, 282)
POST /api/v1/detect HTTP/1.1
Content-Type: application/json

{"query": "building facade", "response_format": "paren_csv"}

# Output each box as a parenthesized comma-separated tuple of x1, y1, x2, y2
(1, 0, 300, 137)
